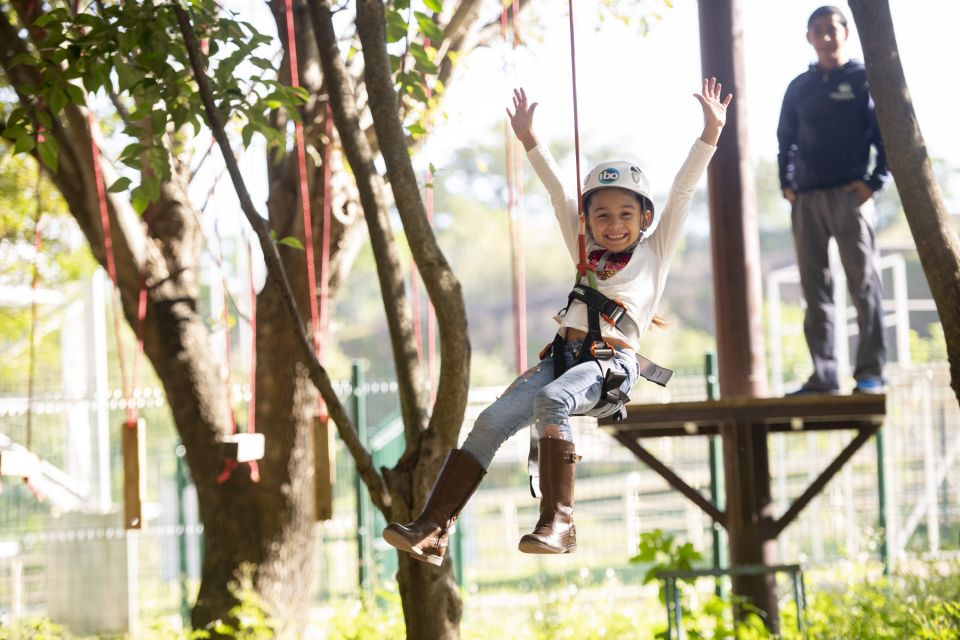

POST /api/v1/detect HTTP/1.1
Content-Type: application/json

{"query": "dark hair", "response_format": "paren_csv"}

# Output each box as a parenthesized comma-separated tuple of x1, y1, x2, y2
(583, 190, 654, 215)
(808, 5, 847, 29)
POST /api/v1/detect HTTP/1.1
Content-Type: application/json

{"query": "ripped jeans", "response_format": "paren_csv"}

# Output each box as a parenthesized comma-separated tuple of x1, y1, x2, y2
(461, 339, 639, 469)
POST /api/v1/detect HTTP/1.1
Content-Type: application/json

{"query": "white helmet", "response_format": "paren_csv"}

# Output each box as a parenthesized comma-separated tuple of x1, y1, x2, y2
(582, 160, 658, 241)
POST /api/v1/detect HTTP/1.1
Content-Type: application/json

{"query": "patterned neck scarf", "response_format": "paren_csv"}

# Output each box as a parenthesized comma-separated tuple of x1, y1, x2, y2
(588, 249, 633, 281)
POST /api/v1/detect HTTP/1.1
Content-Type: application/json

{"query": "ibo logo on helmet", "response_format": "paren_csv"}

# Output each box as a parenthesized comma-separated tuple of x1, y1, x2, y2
(598, 168, 620, 184)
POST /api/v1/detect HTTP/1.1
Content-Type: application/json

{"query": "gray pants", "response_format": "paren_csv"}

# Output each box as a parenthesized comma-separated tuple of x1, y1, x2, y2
(792, 187, 886, 389)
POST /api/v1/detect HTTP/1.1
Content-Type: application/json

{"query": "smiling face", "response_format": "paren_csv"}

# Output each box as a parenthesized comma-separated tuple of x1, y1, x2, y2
(586, 187, 653, 252)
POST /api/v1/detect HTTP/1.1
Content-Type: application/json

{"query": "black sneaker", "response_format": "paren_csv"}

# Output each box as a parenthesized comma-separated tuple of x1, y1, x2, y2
(786, 385, 840, 397)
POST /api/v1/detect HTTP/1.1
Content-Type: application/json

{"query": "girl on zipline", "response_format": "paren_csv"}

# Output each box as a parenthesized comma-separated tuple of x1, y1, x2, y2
(384, 78, 732, 566)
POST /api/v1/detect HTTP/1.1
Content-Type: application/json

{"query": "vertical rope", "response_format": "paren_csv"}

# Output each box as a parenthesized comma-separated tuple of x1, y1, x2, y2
(246, 241, 258, 435)
(87, 111, 145, 427)
(26, 163, 42, 453)
(284, 0, 322, 364)
(424, 167, 437, 405)
(566, 0, 588, 278)
(317, 104, 333, 419)
(503, 0, 527, 374)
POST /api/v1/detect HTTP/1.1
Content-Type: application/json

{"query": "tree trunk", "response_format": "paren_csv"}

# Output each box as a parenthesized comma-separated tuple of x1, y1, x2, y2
(848, 0, 960, 403)
(3, 0, 498, 634)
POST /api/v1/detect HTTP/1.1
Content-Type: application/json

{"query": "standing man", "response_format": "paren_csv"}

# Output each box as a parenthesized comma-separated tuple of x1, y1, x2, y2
(778, 5, 889, 395)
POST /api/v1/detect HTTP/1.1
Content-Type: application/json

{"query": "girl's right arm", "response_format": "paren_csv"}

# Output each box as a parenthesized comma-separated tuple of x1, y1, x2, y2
(507, 87, 539, 151)
(508, 88, 580, 260)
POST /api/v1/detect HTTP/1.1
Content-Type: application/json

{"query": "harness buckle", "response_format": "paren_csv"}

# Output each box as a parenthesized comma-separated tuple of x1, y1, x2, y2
(538, 343, 553, 361)
(590, 341, 615, 360)
(601, 301, 627, 327)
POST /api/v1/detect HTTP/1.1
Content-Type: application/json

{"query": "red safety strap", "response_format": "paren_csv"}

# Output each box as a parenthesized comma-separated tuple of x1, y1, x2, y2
(411, 40, 439, 402)
(88, 111, 147, 428)
(566, 0, 589, 278)
(284, 0, 331, 419)
(26, 165, 41, 453)
(425, 167, 437, 406)
(284, 0, 320, 354)
(317, 103, 333, 414)
(215, 233, 261, 484)
(502, 1, 527, 374)
(246, 241, 258, 436)
(19, 162, 44, 499)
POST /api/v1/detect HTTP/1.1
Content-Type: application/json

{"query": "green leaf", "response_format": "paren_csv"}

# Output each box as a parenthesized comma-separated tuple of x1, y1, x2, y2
(38, 136, 59, 173)
(277, 236, 304, 250)
(14, 135, 36, 154)
(409, 43, 438, 74)
(9, 52, 36, 68)
(415, 13, 445, 43)
(2, 125, 27, 139)
(64, 82, 86, 105)
(130, 185, 150, 214)
(241, 123, 255, 148)
(250, 57, 274, 70)
(108, 177, 133, 193)
(120, 142, 147, 160)
(48, 88, 68, 116)
(150, 110, 166, 134)
(385, 10, 409, 43)
(422, 0, 442, 12)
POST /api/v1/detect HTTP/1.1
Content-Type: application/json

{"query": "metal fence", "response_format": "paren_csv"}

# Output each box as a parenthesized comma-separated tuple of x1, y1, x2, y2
(1, 298, 958, 636)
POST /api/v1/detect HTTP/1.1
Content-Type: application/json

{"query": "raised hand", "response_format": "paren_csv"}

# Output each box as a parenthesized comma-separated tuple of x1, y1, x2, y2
(693, 77, 733, 145)
(506, 87, 539, 151)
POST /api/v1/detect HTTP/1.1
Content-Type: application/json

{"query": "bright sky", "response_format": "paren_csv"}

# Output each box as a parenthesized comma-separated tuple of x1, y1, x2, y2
(425, 0, 960, 204)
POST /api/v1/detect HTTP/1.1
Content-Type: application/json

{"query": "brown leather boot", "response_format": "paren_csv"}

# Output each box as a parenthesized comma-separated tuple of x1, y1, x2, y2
(518, 438, 580, 554)
(382, 449, 485, 566)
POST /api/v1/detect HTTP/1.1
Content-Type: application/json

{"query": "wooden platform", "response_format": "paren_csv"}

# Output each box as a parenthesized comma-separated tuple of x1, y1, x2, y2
(598, 393, 887, 534)
(599, 393, 886, 438)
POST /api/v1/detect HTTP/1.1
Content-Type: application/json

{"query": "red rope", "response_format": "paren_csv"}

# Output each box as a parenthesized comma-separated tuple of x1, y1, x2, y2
(215, 235, 260, 484)
(87, 111, 145, 427)
(503, 1, 527, 374)
(566, 0, 588, 277)
(425, 169, 437, 405)
(246, 242, 258, 435)
(283, 0, 322, 362)
(26, 165, 42, 453)
(316, 104, 333, 420)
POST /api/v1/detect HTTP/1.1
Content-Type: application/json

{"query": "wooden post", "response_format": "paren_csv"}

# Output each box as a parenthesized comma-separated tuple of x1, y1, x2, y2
(314, 414, 335, 521)
(122, 418, 146, 529)
(697, 0, 777, 629)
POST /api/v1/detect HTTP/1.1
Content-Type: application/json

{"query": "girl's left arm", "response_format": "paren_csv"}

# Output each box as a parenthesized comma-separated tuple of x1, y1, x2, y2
(651, 79, 732, 261)
(694, 76, 732, 145)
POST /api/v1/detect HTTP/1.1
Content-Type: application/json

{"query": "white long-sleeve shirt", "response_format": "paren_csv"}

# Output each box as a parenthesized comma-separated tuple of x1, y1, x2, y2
(526, 139, 716, 351)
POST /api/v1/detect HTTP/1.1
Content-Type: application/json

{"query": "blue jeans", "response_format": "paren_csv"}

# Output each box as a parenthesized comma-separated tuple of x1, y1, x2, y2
(461, 340, 639, 469)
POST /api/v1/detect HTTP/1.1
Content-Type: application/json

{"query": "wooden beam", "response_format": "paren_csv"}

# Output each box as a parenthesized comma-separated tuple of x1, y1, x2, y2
(613, 434, 726, 525)
(602, 394, 886, 432)
(771, 425, 879, 537)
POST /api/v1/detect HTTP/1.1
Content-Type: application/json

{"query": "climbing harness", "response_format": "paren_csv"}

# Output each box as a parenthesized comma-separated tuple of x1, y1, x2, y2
(526, 0, 674, 497)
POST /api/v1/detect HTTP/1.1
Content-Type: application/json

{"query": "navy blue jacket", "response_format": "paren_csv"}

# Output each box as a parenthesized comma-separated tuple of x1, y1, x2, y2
(777, 60, 889, 193)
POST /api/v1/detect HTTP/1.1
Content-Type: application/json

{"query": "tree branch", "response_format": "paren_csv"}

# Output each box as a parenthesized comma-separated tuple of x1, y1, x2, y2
(307, 0, 428, 460)
(355, 0, 470, 451)
(174, 4, 391, 513)
(848, 0, 960, 403)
